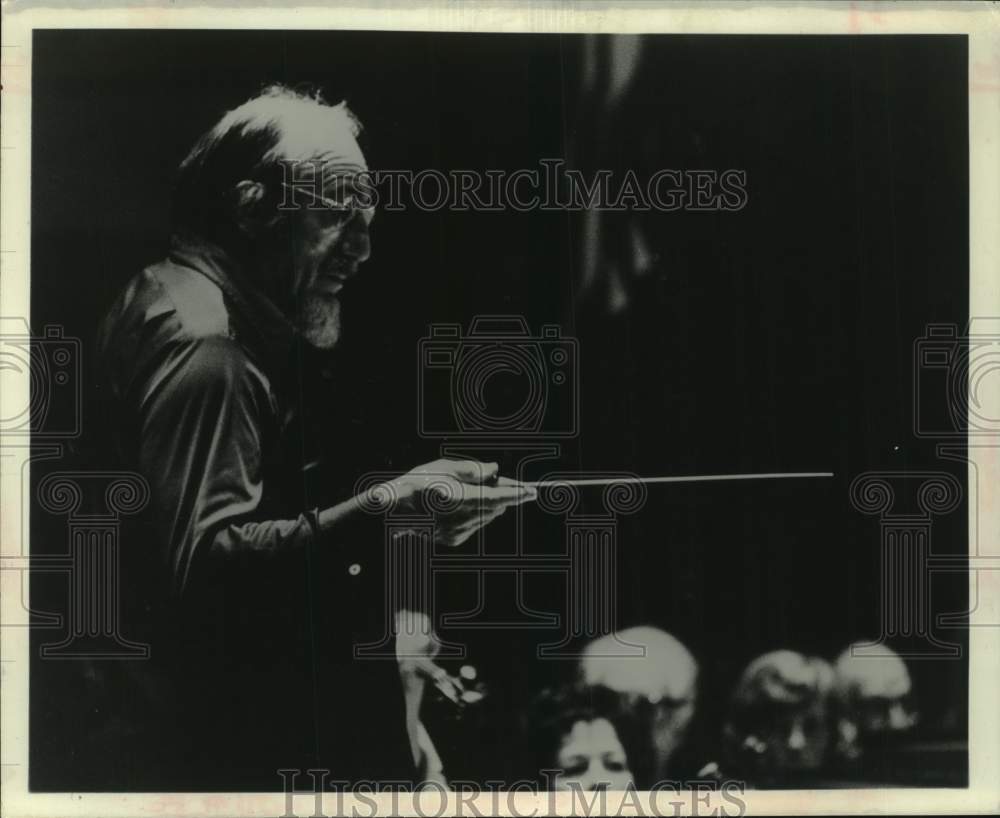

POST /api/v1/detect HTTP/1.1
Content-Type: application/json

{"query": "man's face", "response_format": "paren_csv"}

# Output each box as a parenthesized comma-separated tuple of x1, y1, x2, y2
(853, 693, 917, 735)
(650, 696, 696, 771)
(284, 159, 374, 349)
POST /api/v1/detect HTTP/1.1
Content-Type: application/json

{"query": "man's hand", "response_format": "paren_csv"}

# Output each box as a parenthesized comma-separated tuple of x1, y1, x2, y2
(380, 459, 536, 548)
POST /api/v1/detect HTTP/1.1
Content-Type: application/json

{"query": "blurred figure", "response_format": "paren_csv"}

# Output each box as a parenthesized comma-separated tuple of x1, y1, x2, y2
(395, 610, 460, 787)
(570, 35, 653, 315)
(396, 610, 493, 785)
(579, 626, 698, 782)
(523, 685, 639, 792)
(832, 642, 917, 763)
(722, 650, 834, 784)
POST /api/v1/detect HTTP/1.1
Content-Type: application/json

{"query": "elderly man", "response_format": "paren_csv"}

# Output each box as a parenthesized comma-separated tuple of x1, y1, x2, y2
(831, 641, 917, 764)
(578, 626, 698, 783)
(96, 85, 533, 788)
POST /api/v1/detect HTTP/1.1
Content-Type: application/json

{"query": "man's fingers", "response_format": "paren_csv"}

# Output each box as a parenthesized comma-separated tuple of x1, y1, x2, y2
(435, 502, 513, 546)
(482, 505, 507, 524)
(436, 459, 499, 484)
(493, 476, 539, 502)
(446, 527, 476, 548)
(449, 503, 506, 532)
(479, 483, 537, 504)
(427, 481, 535, 507)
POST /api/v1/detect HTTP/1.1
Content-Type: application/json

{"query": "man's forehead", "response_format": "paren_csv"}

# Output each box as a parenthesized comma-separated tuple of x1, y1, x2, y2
(274, 106, 368, 177)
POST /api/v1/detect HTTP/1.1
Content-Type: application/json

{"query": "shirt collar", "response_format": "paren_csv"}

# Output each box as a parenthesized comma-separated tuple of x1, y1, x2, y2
(168, 231, 299, 361)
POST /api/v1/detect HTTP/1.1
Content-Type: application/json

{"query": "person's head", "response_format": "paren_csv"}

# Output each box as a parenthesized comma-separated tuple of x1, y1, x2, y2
(832, 642, 916, 761)
(579, 626, 698, 778)
(524, 685, 639, 792)
(723, 650, 834, 778)
(172, 84, 373, 349)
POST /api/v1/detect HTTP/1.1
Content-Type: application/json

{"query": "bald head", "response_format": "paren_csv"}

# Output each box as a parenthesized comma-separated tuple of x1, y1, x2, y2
(832, 642, 916, 744)
(172, 84, 366, 239)
(834, 642, 911, 701)
(579, 627, 698, 780)
(580, 626, 697, 704)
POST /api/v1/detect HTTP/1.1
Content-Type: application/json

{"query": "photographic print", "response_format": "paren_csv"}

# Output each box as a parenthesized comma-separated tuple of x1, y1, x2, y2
(2, 4, 997, 817)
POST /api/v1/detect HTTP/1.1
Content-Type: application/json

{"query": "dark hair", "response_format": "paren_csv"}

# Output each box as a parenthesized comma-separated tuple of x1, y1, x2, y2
(520, 683, 653, 788)
(170, 83, 362, 237)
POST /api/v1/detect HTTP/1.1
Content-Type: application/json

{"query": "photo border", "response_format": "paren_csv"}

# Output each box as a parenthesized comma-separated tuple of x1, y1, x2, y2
(2, 2, 997, 815)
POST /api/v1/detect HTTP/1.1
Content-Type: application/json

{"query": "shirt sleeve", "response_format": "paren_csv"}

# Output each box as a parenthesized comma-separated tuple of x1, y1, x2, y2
(136, 334, 324, 595)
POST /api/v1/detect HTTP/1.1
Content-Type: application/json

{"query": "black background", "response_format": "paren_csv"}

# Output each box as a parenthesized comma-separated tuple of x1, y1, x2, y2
(30, 31, 968, 786)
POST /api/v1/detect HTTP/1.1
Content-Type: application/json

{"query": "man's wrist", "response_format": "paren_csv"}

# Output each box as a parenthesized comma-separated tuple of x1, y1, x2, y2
(315, 493, 386, 547)
(314, 479, 423, 554)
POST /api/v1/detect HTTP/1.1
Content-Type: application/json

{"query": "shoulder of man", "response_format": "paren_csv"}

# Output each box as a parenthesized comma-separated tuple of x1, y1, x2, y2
(108, 257, 232, 341)
(97, 257, 246, 400)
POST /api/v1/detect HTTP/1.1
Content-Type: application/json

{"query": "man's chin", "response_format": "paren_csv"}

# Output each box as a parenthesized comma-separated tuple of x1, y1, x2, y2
(299, 295, 342, 350)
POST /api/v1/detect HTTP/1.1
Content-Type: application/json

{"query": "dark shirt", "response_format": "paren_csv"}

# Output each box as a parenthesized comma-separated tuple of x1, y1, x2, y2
(96, 233, 413, 789)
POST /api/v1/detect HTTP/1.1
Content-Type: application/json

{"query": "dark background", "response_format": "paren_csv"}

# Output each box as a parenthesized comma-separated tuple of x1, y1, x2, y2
(30, 31, 968, 787)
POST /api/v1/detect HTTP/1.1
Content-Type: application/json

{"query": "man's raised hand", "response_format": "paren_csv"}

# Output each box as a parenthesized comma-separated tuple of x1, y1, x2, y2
(381, 458, 536, 548)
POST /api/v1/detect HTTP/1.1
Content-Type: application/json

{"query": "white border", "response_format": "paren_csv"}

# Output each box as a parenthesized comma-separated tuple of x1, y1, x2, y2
(2, 2, 998, 816)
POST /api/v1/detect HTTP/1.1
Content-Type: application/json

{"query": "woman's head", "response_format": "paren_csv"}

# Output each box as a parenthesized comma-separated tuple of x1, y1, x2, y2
(524, 684, 645, 791)
(723, 650, 834, 777)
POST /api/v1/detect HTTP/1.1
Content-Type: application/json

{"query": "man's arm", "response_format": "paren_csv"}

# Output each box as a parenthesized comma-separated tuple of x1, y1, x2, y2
(137, 333, 362, 594)
(137, 333, 536, 596)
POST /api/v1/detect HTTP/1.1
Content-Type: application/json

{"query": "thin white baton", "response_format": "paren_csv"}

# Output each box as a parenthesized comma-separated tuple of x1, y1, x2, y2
(522, 472, 833, 488)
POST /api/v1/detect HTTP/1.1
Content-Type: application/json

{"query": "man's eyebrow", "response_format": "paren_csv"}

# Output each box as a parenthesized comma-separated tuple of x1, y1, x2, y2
(321, 170, 369, 195)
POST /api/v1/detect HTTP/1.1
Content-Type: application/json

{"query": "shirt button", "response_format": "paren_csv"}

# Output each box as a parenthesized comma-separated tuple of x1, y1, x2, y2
(348, 563, 362, 577)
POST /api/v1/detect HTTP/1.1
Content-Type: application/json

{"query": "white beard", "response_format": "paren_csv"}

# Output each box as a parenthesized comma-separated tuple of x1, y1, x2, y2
(298, 293, 342, 349)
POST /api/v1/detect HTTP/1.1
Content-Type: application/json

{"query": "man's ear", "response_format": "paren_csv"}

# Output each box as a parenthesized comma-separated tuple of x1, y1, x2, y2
(232, 179, 281, 234)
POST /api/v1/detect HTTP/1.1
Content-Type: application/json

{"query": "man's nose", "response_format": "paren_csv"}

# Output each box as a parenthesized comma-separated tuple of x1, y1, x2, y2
(787, 724, 807, 751)
(343, 213, 371, 263)
(888, 703, 912, 730)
